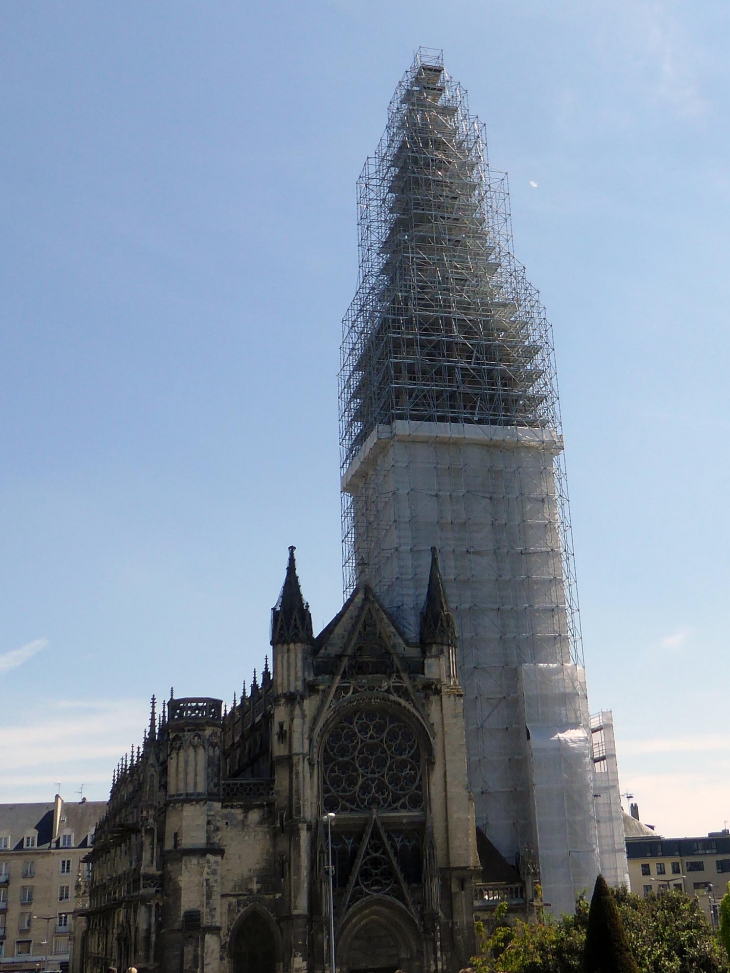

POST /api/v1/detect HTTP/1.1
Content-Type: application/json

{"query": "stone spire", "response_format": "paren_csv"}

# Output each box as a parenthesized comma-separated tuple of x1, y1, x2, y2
(420, 547, 456, 646)
(148, 695, 157, 741)
(271, 546, 314, 645)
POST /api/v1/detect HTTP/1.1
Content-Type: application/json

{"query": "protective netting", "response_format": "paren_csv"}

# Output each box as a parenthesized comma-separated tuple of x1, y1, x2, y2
(338, 49, 607, 915)
(591, 711, 630, 887)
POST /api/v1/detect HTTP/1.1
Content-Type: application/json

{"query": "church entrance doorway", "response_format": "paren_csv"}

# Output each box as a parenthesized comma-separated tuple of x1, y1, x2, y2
(346, 919, 399, 973)
(231, 911, 276, 973)
(338, 902, 421, 973)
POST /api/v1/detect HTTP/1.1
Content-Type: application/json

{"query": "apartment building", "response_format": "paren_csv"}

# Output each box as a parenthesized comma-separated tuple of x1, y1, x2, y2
(626, 819, 730, 927)
(0, 795, 105, 972)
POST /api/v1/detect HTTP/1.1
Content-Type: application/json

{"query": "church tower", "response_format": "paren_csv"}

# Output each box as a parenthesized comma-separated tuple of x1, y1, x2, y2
(340, 49, 601, 915)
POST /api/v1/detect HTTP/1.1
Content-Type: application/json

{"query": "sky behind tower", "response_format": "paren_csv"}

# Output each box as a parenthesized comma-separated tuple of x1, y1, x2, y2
(1, 0, 729, 838)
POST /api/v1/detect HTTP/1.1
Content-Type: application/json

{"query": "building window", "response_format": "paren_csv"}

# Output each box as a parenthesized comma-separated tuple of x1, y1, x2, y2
(15, 940, 32, 955)
(82, 862, 92, 881)
(0, 837, 8, 850)
(656, 862, 666, 875)
(58, 885, 70, 901)
(686, 861, 705, 872)
(60, 834, 73, 848)
(672, 861, 681, 874)
(674, 882, 683, 891)
(0, 941, 4, 958)
(18, 913, 32, 931)
(694, 881, 711, 891)
(0, 887, 7, 905)
(641, 863, 651, 876)
(322, 708, 424, 813)
(23, 836, 35, 849)
(53, 937, 68, 955)
(21, 861, 35, 879)
(20, 887, 33, 904)
(643, 884, 653, 897)
(693, 841, 717, 855)
(0, 863, 8, 881)
(57, 913, 69, 930)
(60, 859, 71, 875)
(657, 882, 670, 893)
(716, 859, 730, 873)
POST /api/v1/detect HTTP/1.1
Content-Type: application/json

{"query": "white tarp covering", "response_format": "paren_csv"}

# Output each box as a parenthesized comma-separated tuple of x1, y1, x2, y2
(522, 664, 600, 916)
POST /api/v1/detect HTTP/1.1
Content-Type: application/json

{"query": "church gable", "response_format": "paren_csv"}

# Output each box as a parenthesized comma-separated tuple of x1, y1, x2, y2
(310, 587, 427, 737)
(314, 586, 421, 670)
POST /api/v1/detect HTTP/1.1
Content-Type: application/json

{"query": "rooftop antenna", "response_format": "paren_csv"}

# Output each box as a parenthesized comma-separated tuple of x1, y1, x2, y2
(77, 784, 86, 800)
(54, 781, 62, 795)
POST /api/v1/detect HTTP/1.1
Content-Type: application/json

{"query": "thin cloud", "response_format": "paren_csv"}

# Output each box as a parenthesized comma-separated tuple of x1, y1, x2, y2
(0, 638, 48, 673)
(660, 626, 690, 650)
(621, 0, 708, 119)
(529, 180, 538, 188)
(0, 697, 150, 802)
(621, 734, 730, 755)
(621, 770, 730, 837)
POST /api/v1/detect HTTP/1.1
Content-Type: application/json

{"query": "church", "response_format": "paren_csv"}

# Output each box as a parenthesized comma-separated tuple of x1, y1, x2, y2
(81, 548, 524, 973)
(79, 47, 626, 973)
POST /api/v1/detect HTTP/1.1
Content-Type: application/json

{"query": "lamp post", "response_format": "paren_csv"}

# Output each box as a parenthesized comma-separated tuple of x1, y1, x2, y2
(33, 915, 56, 971)
(322, 812, 336, 973)
(704, 883, 718, 929)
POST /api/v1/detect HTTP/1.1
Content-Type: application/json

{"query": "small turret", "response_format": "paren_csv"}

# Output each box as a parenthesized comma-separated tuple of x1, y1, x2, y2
(271, 546, 314, 645)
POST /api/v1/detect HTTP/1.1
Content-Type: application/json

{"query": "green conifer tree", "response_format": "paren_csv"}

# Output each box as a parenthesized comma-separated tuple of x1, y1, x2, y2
(584, 875, 639, 973)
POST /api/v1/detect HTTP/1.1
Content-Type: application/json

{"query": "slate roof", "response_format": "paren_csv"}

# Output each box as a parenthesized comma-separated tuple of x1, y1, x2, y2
(0, 800, 106, 850)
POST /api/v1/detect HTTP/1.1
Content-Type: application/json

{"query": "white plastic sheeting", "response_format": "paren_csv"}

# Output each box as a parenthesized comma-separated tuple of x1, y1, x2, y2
(591, 711, 630, 888)
(344, 427, 602, 913)
(521, 664, 600, 916)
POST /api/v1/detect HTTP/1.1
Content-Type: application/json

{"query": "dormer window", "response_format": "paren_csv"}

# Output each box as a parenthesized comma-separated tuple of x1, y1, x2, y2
(60, 834, 73, 848)
(0, 836, 9, 850)
(23, 835, 36, 849)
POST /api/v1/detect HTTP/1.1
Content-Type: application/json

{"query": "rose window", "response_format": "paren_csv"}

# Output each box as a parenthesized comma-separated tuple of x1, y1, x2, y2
(322, 709, 423, 813)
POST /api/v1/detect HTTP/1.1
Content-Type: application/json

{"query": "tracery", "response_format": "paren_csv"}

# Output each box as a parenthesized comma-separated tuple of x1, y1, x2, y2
(322, 708, 423, 813)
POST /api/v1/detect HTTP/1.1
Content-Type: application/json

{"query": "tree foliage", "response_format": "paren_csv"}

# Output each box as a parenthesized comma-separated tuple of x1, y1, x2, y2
(584, 875, 638, 973)
(718, 883, 730, 962)
(474, 885, 727, 973)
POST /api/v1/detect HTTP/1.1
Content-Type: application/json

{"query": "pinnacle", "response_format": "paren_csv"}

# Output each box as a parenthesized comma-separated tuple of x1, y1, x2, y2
(271, 546, 314, 645)
(420, 547, 456, 646)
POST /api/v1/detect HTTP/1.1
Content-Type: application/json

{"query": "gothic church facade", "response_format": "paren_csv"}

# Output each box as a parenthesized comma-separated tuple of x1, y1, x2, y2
(82, 549, 514, 973)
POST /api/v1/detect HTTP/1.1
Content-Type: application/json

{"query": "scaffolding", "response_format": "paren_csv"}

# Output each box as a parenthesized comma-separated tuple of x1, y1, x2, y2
(338, 50, 604, 915)
(591, 711, 630, 887)
(339, 48, 582, 669)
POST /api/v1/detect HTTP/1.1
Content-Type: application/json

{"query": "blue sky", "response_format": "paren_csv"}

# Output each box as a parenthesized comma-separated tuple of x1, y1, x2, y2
(1, 0, 729, 837)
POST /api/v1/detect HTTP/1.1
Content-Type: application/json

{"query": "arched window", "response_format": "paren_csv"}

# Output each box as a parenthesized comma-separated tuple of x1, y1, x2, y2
(231, 911, 276, 973)
(322, 708, 423, 813)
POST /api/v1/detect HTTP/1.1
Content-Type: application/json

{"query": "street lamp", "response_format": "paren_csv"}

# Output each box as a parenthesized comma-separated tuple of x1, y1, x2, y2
(33, 915, 57, 971)
(703, 883, 718, 930)
(322, 812, 336, 973)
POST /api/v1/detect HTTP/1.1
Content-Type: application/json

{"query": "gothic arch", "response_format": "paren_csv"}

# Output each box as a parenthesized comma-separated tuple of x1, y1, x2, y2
(228, 906, 281, 973)
(337, 898, 423, 973)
